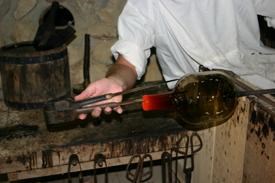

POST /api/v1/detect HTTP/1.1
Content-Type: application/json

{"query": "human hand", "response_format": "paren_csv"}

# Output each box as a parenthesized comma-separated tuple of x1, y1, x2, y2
(74, 77, 124, 119)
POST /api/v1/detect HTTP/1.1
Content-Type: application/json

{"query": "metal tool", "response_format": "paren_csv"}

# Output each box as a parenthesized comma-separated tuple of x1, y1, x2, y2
(126, 154, 153, 183)
(166, 132, 203, 183)
(150, 133, 203, 183)
(237, 88, 275, 97)
(170, 137, 188, 183)
(161, 152, 173, 183)
(182, 132, 202, 183)
(93, 153, 108, 183)
(67, 154, 83, 183)
(44, 79, 177, 126)
(126, 154, 153, 182)
(73, 34, 91, 94)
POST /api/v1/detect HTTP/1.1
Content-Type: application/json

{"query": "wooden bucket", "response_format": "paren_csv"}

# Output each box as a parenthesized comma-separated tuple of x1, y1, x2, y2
(0, 42, 71, 109)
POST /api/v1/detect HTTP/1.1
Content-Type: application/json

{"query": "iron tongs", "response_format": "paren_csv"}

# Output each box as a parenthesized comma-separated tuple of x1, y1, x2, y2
(52, 79, 178, 113)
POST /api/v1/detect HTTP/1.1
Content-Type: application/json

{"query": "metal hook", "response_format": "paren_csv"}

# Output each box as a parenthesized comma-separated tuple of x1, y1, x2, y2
(161, 152, 173, 183)
(183, 132, 203, 183)
(169, 134, 189, 183)
(170, 132, 203, 183)
(93, 153, 108, 183)
(190, 132, 203, 153)
(67, 154, 83, 183)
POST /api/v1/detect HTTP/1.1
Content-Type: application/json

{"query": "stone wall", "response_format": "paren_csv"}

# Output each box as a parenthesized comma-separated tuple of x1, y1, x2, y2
(0, 0, 162, 92)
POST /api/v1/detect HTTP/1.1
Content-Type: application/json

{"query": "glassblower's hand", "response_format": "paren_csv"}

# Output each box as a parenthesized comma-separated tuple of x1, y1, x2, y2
(74, 77, 124, 119)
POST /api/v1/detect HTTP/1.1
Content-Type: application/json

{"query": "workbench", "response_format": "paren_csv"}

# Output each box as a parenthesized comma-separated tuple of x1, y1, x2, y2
(0, 84, 199, 183)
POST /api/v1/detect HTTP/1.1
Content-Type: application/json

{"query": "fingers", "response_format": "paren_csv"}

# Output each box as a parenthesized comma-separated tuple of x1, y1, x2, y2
(93, 106, 123, 117)
(103, 106, 123, 115)
(74, 84, 96, 101)
(92, 107, 102, 118)
(89, 95, 123, 117)
(79, 113, 87, 120)
(104, 107, 112, 115)
(78, 100, 123, 119)
(79, 107, 122, 120)
(113, 106, 123, 114)
(74, 78, 125, 119)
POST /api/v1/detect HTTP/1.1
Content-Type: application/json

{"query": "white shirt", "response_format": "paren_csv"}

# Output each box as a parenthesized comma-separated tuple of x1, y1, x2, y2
(111, 0, 275, 88)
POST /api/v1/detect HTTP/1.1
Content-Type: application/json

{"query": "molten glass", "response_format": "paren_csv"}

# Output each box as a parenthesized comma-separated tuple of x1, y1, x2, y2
(142, 93, 175, 111)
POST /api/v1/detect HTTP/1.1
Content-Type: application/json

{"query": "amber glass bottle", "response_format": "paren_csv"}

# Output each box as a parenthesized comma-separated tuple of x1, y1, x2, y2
(172, 71, 237, 130)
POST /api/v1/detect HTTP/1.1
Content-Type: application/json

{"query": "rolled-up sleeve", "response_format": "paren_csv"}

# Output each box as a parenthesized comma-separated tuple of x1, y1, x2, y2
(111, 1, 155, 79)
(252, 0, 275, 18)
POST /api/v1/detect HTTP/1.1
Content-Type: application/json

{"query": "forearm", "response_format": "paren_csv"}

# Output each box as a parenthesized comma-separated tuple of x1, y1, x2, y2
(106, 55, 138, 91)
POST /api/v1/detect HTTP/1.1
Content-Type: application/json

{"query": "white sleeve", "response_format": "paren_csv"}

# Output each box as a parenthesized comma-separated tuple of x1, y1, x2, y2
(111, 1, 155, 79)
(252, 0, 275, 18)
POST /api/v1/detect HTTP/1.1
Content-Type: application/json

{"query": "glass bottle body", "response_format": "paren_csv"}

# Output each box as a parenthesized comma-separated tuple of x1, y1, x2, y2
(172, 71, 237, 130)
